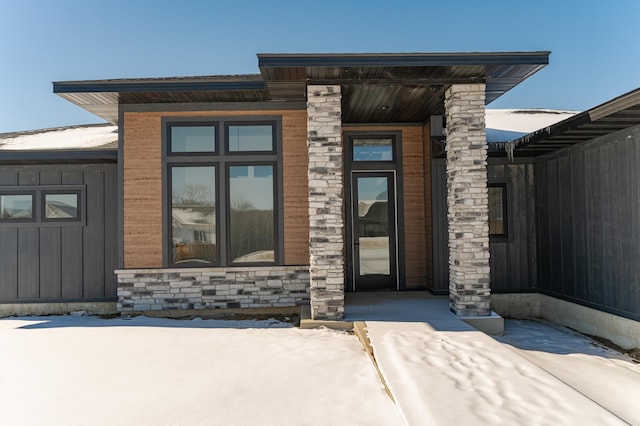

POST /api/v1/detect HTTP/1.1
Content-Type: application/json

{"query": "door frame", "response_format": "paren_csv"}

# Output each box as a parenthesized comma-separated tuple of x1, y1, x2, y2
(350, 170, 399, 291)
(344, 131, 406, 292)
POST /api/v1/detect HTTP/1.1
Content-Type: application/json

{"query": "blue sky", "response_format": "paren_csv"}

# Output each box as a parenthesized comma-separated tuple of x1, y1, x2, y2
(1, 0, 639, 132)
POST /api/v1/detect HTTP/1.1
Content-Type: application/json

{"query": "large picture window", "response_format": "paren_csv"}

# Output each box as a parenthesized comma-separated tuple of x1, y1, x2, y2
(164, 117, 281, 267)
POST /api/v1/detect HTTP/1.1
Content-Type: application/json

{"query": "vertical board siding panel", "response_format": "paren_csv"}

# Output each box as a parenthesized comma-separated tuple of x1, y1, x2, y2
(572, 151, 589, 301)
(0, 171, 18, 185)
(605, 143, 620, 308)
(39, 171, 62, 185)
(525, 164, 537, 288)
(615, 142, 632, 312)
(547, 159, 563, 295)
(535, 162, 550, 292)
(39, 228, 61, 298)
(631, 141, 640, 314)
(599, 144, 614, 307)
(0, 228, 18, 298)
(515, 165, 530, 291)
(103, 165, 118, 297)
(83, 170, 105, 298)
(61, 227, 83, 298)
(61, 171, 83, 185)
(17, 228, 39, 298)
(558, 156, 575, 298)
(585, 149, 602, 305)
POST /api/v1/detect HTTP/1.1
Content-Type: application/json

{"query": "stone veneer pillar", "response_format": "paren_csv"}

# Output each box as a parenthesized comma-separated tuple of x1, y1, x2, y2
(307, 85, 345, 320)
(444, 83, 491, 316)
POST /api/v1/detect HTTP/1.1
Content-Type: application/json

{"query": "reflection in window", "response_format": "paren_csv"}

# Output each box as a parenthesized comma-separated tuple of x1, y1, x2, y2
(229, 165, 274, 263)
(357, 177, 391, 275)
(489, 185, 507, 237)
(228, 125, 273, 152)
(0, 194, 33, 220)
(170, 125, 216, 153)
(171, 166, 216, 264)
(44, 193, 79, 219)
(353, 138, 393, 161)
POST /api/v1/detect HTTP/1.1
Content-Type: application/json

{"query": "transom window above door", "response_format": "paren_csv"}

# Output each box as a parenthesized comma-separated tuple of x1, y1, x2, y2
(163, 117, 282, 268)
(352, 137, 395, 162)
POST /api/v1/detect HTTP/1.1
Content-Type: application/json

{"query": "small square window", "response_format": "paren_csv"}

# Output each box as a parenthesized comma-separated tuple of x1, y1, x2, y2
(227, 124, 274, 152)
(488, 185, 508, 238)
(43, 192, 80, 220)
(0, 194, 34, 221)
(169, 124, 217, 153)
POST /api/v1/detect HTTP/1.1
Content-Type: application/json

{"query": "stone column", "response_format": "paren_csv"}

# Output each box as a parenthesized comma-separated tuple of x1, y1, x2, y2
(306, 85, 345, 320)
(444, 83, 491, 316)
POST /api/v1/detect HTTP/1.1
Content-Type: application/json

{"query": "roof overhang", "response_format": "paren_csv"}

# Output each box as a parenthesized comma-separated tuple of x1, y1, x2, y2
(491, 88, 640, 158)
(54, 51, 550, 124)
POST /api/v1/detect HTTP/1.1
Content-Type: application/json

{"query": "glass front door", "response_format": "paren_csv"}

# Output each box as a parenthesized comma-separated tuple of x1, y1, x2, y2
(351, 171, 398, 290)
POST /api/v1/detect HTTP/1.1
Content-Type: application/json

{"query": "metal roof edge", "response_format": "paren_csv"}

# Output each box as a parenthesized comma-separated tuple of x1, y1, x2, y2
(0, 149, 118, 164)
(53, 78, 266, 94)
(258, 51, 551, 67)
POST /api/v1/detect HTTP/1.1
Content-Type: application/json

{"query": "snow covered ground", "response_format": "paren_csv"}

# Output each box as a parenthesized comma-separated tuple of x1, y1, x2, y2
(365, 317, 639, 426)
(1, 312, 638, 426)
(0, 315, 402, 426)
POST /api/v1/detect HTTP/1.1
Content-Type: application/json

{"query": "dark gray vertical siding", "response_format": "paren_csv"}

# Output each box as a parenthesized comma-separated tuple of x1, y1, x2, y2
(61, 227, 84, 299)
(83, 169, 106, 298)
(536, 125, 640, 319)
(0, 229, 18, 298)
(431, 158, 537, 293)
(39, 228, 61, 298)
(0, 163, 117, 303)
(487, 160, 537, 292)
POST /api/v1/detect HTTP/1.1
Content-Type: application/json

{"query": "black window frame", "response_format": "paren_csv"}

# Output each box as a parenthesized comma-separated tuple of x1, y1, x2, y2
(167, 121, 218, 156)
(0, 185, 86, 227)
(488, 183, 509, 239)
(350, 135, 397, 163)
(0, 191, 36, 223)
(162, 116, 283, 268)
(168, 162, 219, 267)
(225, 121, 277, 155)
(41, 189, 82, 222)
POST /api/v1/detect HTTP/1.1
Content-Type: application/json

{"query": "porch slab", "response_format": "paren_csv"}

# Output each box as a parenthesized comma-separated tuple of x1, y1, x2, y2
(301, 291, 504, 335)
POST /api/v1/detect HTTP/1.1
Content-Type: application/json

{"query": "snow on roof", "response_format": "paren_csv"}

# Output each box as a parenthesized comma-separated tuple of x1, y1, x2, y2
(486, 109, 578, 133)
(0, 109, 577, 151)
(0, 123, 117, 151)
(485, 109, 578, 143)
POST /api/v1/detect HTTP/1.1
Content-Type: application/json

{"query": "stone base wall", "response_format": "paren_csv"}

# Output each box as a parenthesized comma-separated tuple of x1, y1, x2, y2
(115, 266, 309, 312)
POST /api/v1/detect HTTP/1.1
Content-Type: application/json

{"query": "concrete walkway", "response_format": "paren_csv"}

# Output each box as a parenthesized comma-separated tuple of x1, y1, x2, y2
(345, 293, 638, 426)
